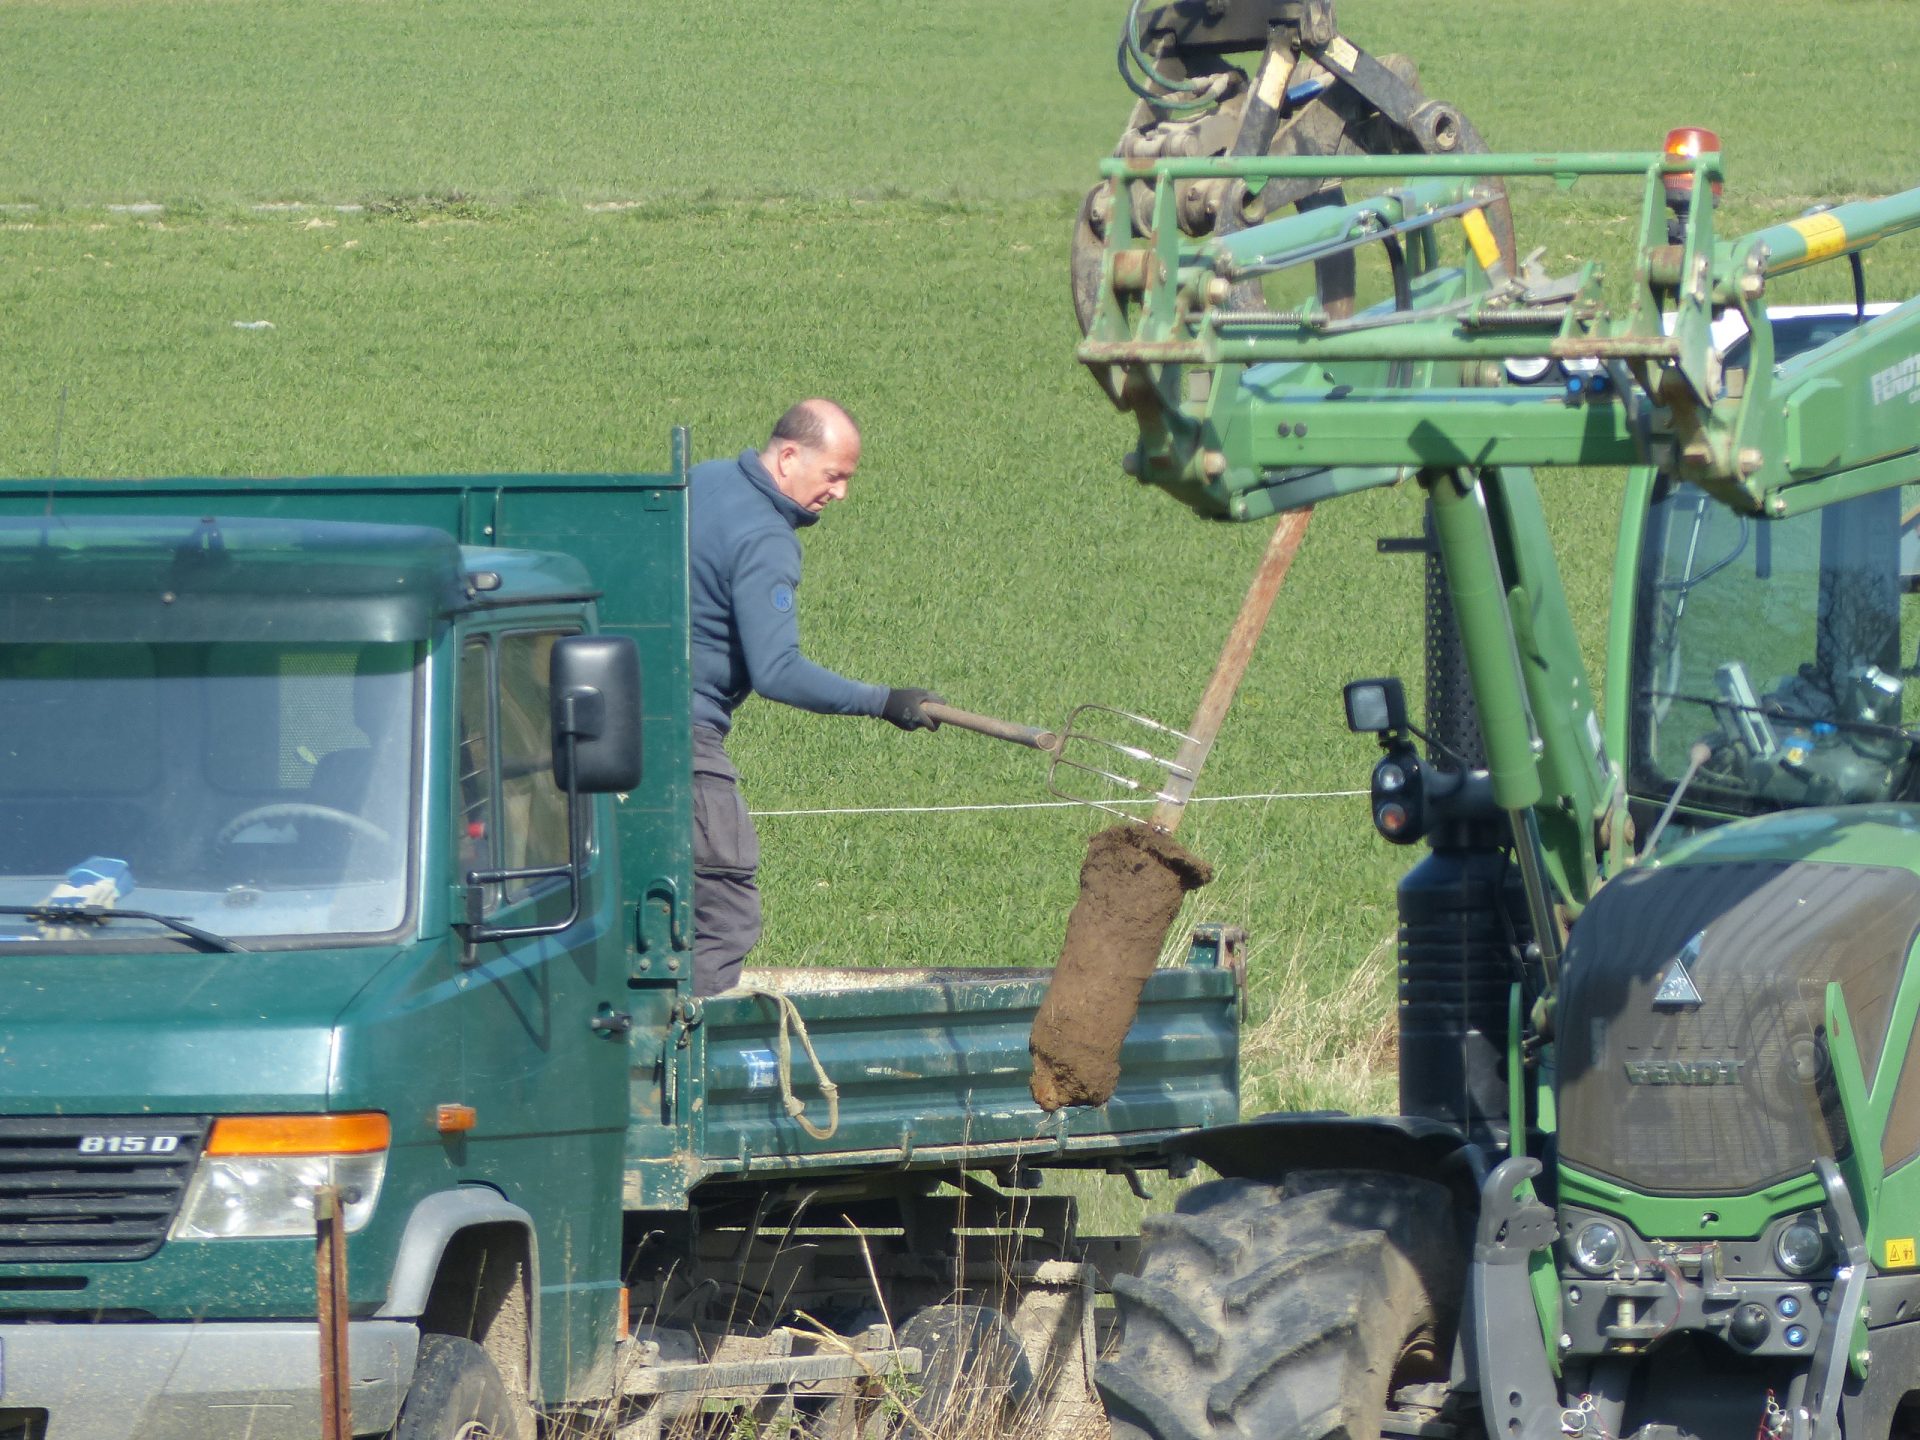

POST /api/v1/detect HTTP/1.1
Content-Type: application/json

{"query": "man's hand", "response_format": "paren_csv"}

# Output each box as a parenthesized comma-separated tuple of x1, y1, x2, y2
(883, 688, 945, 731)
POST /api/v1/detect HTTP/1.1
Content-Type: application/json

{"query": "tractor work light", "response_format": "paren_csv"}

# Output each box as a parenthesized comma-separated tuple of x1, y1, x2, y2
(1663, 126, 1724, 204)
(171, 1112, 390, 1240)
(1775, 1216, 1828, 1276)
(1344, 677, 1408, 736)
(1570, 1219, 1626, 1275)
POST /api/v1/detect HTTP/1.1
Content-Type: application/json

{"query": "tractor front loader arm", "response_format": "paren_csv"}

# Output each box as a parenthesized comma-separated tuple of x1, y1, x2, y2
(1074, 0, 1515, 401)
(1076, 142, 1920, 936)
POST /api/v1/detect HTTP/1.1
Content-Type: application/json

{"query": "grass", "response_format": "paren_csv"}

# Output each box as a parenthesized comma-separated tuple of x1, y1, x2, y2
(4, 0, 1920, 1132)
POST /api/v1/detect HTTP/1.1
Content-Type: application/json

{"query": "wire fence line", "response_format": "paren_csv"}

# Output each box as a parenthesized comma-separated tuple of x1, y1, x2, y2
(751, 788, 1367, 818)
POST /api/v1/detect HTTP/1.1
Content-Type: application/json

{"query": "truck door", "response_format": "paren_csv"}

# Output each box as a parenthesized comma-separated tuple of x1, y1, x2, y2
(453, 623, 628, 1394)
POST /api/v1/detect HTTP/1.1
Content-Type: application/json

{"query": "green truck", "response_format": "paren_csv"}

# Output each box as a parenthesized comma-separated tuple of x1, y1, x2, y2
(0, 443, 1241, 1439)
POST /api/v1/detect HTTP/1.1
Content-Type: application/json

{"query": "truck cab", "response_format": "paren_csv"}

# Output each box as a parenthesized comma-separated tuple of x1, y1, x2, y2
(0, 513, 636, 1436)
(0, 464, 1241, 1440)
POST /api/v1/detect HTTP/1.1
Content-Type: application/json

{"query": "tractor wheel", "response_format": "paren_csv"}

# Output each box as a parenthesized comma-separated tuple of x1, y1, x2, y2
(1097, 1171, 1465, 1440)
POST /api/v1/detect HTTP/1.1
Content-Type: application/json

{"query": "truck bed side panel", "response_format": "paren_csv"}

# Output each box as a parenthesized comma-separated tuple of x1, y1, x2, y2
(627, 964, 1239, 1202)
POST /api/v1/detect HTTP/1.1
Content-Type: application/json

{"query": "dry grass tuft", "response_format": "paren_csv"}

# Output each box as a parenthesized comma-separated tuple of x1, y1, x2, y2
(1238, 929, 1399, 1119)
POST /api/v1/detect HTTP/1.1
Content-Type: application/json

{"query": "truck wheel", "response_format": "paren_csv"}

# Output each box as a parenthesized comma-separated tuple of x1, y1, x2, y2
(1097, 1172, 1464, 1440)
(817, 1304, 1034, 1440)
(900, 1304, 1034, 1428)
(391, 1334, 530, 1440)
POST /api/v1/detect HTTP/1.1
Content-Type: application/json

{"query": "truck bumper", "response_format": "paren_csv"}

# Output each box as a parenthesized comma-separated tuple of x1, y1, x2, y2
(0, 1318, 418, 1439)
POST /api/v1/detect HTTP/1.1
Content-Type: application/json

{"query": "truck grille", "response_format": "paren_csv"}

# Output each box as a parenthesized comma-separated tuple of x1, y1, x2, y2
(0, 1116, 209, 1263)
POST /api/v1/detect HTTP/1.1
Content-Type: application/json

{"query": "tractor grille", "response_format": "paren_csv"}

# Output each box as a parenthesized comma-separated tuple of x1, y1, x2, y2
(0, 1116, 210, 1263)
(1558, 861, 1920, 1197)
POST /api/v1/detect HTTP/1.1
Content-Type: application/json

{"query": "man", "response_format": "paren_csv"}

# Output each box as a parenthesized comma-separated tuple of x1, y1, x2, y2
(687, 398, 941, 996)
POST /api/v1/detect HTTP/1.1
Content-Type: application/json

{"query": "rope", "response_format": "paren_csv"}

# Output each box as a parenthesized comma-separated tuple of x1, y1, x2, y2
(751, 788, 1366, 819)
(744, 988, 840, 1141)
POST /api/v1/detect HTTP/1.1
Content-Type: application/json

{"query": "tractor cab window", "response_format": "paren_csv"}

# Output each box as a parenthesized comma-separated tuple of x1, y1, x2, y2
(1630, 478, 1920, 823)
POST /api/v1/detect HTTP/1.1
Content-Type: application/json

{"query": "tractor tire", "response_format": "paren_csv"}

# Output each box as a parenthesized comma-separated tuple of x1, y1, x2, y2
(1096, 1171, 1465, 1440)
(390, 1333, 532, 1440)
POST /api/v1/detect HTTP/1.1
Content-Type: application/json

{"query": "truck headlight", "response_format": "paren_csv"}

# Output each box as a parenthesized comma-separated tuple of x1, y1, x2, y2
(1775, 1216, 1829, 1276)
(1570, 1220, 1626, 1275)
(172, 1113, 390, 1240)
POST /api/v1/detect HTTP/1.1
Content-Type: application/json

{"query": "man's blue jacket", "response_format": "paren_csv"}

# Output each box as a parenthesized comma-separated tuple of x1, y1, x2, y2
(687, 448, 887, 736)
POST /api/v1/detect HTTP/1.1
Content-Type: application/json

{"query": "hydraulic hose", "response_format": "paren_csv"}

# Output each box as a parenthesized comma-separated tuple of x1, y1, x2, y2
(1116, 0, 1227, 114)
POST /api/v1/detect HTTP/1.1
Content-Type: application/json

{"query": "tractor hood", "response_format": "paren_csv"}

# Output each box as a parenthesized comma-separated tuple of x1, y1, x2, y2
(0, 946, 405, 1113)
(1558, 808, 1920, 1198)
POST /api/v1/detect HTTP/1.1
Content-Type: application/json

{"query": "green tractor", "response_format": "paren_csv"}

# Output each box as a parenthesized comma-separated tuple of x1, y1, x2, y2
(1070, 13, 1920, 1436)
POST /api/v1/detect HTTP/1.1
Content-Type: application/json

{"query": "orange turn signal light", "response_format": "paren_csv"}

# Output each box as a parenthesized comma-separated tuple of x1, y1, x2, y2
(207, 1112, 391, 1156)
(435, 1104, 478, 1135)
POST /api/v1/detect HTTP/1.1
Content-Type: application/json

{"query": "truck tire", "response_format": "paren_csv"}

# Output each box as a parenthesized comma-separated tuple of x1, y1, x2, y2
(900, 1303, 1034, 1428)
(817, 1303, 1034, 1440)
(391, 1333, 531, 1440)
(1097, 1172, 1464, 1440)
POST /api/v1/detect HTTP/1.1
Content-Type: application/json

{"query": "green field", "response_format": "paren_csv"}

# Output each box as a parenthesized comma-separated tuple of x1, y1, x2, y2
(4, 0, 1920, 1123)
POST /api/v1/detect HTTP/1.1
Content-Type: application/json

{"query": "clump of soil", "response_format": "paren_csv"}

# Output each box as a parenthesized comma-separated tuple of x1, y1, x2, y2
(1029, 824, 1212, 1111)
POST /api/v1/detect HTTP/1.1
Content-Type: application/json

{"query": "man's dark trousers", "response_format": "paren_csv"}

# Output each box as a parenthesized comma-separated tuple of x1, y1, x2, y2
(692, 725, 760, 996)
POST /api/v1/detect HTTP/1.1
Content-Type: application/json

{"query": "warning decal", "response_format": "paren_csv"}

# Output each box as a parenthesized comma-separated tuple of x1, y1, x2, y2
(1789, 212, 1848, 263)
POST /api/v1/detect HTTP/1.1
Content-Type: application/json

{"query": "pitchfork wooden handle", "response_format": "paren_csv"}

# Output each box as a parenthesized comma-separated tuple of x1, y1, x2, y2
(1149, 506, 1314, 833)
(921, 702, 1060, 753)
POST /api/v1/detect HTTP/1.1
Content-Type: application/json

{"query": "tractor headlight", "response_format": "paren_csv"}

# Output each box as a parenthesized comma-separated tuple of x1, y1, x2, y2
(1570, 1220, 1626, 1275)
(1503, 355, 1555, 385)
(172, 1113, 389, 1239)
(1775, 1216, 1829, 1276)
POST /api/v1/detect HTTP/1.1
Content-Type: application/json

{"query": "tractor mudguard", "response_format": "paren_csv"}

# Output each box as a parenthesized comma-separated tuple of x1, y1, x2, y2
(1163, 1110, 1488, 1209)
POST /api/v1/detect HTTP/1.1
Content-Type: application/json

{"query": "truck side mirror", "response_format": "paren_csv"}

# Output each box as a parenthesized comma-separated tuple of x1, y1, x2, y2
(551, 635, 642, 794)
(461, 633, 641, 949)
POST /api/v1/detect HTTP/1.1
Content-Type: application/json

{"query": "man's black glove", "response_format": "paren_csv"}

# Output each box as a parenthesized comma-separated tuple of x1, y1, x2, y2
(882, 688, 944, 731)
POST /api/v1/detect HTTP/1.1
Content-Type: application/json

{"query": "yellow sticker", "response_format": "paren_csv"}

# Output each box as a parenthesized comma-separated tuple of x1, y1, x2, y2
(1887, 1237, 1916, 1268)
(1790, 212, 1848, 263)
(1323, 35, 1360, 73)
(1255, 50, 1296, 111)
(1462, 208, 1503, 272)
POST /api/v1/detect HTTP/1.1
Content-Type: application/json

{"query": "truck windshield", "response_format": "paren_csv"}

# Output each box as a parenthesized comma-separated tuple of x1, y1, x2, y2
(1631, 478, 1920, 823)
(0, 641, 417, 945)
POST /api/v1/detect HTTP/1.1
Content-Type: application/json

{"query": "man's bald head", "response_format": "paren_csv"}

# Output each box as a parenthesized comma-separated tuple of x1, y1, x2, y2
(770, 399, 858, 451)
(762, 398, 862, 514)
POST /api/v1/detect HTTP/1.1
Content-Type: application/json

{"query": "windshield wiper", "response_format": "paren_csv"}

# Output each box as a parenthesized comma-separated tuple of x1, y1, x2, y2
(0, 904, 246, 953)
